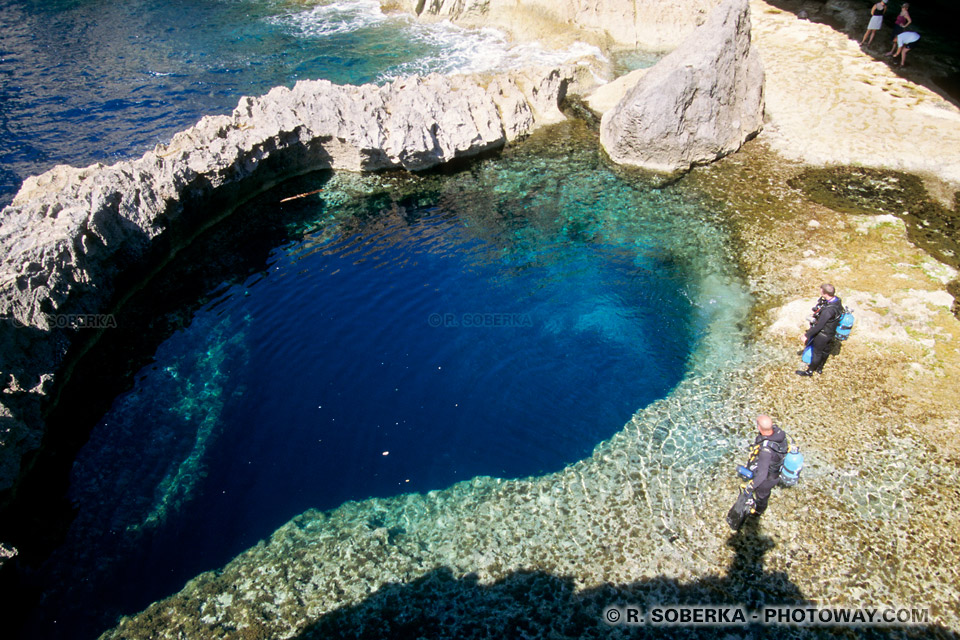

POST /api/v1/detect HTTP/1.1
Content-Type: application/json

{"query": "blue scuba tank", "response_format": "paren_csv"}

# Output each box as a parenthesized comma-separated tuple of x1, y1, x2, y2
(780, 446, 804, 487)
(836, 308, 855, 341)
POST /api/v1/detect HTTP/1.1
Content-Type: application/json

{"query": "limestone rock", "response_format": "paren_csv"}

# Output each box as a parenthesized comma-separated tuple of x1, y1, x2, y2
(585, 67, 650, 115)
(394, 0, 722, 50)
(599, 0, 764, 173)
(0, 540, 16, 569)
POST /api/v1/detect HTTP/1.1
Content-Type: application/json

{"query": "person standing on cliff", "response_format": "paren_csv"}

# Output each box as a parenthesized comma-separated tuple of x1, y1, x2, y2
(893, 2, 911, 37)
(797, 283, 843, 377)
(860, 0, 887, 47)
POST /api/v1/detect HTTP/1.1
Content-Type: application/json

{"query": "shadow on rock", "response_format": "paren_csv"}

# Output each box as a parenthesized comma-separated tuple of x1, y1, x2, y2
(292, 518, 954, 639)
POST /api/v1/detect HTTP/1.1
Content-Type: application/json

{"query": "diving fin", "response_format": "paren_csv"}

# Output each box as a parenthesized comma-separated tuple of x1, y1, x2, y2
(726, 488, 754, 531)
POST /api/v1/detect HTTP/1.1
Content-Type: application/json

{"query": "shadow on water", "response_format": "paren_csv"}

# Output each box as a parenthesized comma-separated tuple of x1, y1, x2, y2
(760, 0, 960, 107)
(291, 518, 954, 639)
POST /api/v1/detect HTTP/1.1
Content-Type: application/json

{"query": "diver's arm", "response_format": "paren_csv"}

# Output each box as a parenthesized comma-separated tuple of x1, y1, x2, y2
(749, 450, 771, 490)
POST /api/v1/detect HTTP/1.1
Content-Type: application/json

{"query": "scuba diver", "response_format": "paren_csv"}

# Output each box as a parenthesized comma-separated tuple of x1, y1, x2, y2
(797, 283, 843, 377)
(727, 415, 790, 531)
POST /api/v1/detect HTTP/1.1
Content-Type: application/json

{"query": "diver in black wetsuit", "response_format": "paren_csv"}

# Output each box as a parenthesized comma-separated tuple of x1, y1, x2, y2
(797, 283, 843, 376)
(744, 415, 788, 517)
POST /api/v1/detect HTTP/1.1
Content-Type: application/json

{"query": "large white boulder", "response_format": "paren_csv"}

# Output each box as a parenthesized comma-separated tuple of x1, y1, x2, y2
(599, 0, 764, 173)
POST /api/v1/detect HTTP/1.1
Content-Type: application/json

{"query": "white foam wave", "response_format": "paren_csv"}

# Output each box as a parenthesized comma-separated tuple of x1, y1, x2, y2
(265, 0, 603, 79)
(382, 20, 605, 79)
(266, 0, 390, 39)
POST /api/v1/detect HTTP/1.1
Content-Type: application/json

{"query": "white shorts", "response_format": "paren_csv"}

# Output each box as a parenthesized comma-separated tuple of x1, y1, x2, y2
(867, 15, 883, 30)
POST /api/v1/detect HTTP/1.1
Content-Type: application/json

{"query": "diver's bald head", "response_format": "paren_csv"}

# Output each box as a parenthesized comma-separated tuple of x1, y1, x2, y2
(757, 415, 774, 435)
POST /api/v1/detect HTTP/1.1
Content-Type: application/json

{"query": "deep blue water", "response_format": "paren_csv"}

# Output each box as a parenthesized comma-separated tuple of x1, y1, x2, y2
(4, 1, 725, 638)
(25, 147, 721, 639)
(98, 173, 697, 530)
(0, 0, 374, 203)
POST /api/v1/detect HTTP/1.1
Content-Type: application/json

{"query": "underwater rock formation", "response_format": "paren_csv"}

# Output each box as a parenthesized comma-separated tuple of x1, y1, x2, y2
(599, 0, 764, 173)
(0, 67, 575, 502)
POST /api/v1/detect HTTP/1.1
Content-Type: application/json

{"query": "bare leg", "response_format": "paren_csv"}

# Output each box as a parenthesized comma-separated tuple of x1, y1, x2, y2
(900, 47, 909, 67)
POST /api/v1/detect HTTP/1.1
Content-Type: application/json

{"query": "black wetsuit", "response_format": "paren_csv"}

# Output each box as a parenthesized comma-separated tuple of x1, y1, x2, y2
(804, 296, 843, 373)
(746, 427, 788, 515)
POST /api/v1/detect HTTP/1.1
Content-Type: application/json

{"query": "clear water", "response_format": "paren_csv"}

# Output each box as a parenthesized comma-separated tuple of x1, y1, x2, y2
(4, 1, 744, 639)
(23, 134, 742, 639)
(609, 48, 663, 76)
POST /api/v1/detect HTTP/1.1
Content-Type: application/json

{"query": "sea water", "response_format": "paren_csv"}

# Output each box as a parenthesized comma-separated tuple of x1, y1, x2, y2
(2, 2, 743, 639)
(0, 0, 604, 208)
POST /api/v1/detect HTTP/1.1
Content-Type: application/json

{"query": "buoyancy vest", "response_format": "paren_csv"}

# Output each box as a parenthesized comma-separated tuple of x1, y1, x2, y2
(747, 433, 789, 479)
(814, 297, 844, 336)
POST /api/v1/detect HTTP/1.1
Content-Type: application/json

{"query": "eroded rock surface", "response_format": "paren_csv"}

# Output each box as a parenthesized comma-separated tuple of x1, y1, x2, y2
(599, 0, 764, 173)
(0, 69, 575, 332)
